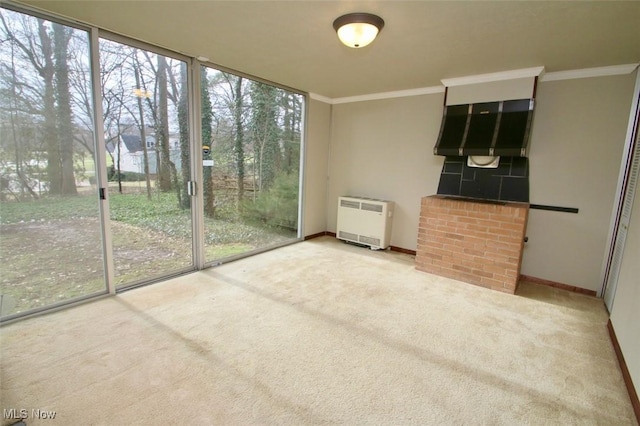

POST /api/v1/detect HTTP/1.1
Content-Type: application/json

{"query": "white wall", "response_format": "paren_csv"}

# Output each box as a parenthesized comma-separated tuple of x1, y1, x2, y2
(302, 99, 331, 237)
(521, 73, 636, 291)
(326, 94, 444, 250)
(610, 180, 640, 397)
(323, 72, 636, 291)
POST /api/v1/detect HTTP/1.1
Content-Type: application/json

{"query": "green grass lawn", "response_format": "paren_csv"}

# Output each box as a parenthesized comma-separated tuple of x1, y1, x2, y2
(0, 190, 294, 245)
(0, 189, 297, 314)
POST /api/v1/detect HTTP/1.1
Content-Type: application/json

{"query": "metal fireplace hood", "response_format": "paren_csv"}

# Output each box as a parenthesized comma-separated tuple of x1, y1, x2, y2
(433, 98, 535, 157)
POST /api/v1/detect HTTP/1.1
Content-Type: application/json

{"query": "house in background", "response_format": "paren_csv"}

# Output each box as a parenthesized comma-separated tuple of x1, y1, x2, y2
(8, 0, 640, 419)
(106, 133, 182, 176)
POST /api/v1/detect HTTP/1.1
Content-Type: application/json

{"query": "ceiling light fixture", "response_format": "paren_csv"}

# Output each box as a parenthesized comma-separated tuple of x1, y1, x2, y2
(333, 13, 385, 48)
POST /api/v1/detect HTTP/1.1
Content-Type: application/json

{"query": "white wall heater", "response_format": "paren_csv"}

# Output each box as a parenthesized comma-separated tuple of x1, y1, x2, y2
(336, 196, 394, 250)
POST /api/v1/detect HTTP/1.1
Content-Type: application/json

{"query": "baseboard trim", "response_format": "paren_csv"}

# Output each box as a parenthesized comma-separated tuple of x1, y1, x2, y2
(607, 319, 640, 424)
(304, 231, 329, 241)
(519, 274, 597, 297)
(390, 246, 417, 256)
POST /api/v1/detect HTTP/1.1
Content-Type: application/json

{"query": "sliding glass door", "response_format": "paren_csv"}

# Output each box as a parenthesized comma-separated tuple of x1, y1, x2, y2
(199, 66, 303, 264)
(99, 38, 194, 289)
(0, 8, 107, 317)
(0, 5, 306, 321)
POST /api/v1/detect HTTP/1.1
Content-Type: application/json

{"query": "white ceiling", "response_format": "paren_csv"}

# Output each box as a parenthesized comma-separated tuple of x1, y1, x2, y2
(16, 0, 640, 99)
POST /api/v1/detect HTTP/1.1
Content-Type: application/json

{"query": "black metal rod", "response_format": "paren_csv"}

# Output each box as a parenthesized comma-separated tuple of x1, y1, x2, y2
(529, 204, 579, 214)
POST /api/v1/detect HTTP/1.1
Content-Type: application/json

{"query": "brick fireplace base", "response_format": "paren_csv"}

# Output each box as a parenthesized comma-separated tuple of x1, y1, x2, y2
(416, 195, 529, 294)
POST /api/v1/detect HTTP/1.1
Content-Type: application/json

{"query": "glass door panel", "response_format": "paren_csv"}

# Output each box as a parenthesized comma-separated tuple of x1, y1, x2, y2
(200, 66, 302, 263)
(99, 39, 193, 288)
(0, 8, 106, 318)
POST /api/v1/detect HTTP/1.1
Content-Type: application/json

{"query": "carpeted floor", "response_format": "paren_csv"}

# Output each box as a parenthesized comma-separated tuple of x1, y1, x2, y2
(0, 237, 636, 425)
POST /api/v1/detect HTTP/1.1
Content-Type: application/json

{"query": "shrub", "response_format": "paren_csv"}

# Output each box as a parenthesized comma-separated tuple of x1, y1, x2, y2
(108, 167, 147, 182)
(242, 172, 299, 230)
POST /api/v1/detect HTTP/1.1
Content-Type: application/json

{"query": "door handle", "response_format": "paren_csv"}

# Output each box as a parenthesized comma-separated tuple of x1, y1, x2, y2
(187, 181, 196, 196)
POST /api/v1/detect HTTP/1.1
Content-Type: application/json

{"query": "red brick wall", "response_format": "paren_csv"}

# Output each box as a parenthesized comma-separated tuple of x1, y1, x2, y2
(416, 195, 529, 294)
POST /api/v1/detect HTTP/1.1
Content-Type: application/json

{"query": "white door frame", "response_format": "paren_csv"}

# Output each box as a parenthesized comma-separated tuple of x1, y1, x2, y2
(600, 67, 640, 309)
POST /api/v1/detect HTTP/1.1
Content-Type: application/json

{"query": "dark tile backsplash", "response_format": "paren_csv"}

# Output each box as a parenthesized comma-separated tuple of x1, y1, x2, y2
(437, 156, 529, 203)
(443, 160, 464, 174)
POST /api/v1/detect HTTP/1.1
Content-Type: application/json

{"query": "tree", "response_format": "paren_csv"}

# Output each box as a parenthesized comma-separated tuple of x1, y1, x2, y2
(52, 23, 77, 195)
(201, 68, 215, 217)
(177, 63, 191, 210)
(280, 92, 301, 175)
(0, 20, 40, 199)
(0, 12, 83, 197)
(92, 39, 137, 193)
(133, 60, 152, 199)
(233, 76, 245, 204)
(31, 18, 61, 195)
(207, 71, 249, 210)
(156, 55, 172, 192)
(250, 81, 281, 192)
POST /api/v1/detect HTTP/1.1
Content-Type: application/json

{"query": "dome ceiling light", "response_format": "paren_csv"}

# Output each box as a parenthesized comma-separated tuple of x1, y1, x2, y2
(333, 13, 385, 48)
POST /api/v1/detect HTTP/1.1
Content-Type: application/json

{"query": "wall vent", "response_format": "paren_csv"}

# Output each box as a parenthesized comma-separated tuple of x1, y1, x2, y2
(339, 230, 359, 241)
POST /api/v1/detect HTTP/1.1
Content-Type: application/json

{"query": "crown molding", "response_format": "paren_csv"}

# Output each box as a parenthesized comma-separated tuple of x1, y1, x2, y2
(332, 86, 445, 105)
(309, 93, 334, 104)
(441, 66, 545, 87)
(540, 63, 639, 82)
(310, 86, 445, 105)
(310, 64, 639, 105)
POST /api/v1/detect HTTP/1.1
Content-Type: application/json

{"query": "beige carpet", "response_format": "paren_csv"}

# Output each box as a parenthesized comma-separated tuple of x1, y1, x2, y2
(0, 236, 636, 425)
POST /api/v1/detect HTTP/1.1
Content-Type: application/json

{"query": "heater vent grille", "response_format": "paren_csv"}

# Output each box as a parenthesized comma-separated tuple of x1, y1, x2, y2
(340, 199, 360, 209)
(361, 202, 383, 213)
(339, 231, 359, 241)
(359, 236, 381, 247)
